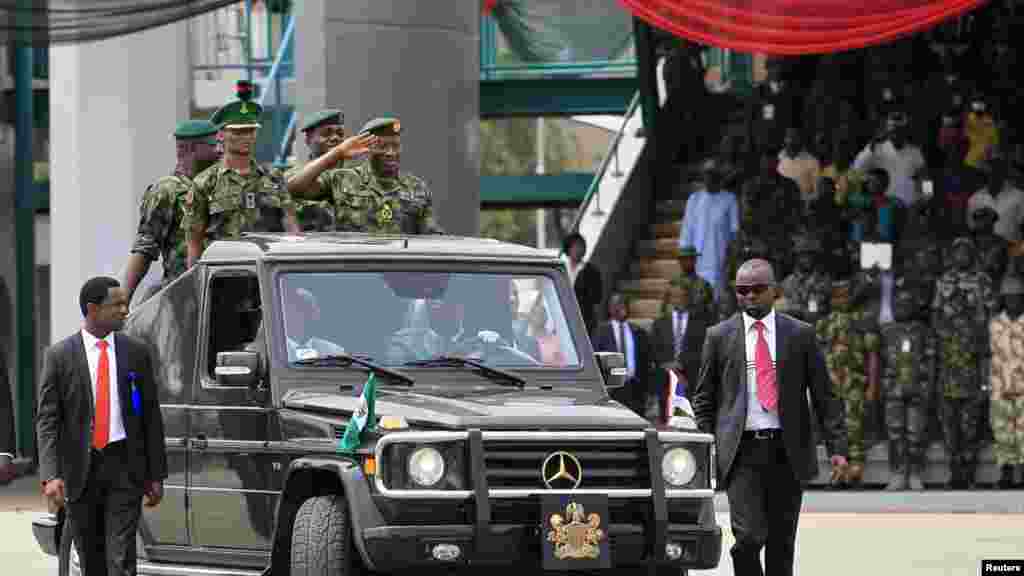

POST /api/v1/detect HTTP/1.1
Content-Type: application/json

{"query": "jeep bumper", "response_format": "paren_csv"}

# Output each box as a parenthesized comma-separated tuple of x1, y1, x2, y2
(361, 522, 722, 571)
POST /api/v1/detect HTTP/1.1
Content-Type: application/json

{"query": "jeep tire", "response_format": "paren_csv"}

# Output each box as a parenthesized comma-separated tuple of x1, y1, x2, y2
(290, 495, 361, 576)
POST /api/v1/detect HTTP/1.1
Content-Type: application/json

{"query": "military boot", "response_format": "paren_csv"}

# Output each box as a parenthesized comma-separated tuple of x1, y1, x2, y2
(998, 465, 1015, 490)
(907, 467, 925, 491)
(1016, 465, 1024, 489)
(962, 457, 978, 490)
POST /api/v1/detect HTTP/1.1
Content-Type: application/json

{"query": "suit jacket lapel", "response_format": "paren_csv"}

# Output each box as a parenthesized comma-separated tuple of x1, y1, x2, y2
(72, 333, 94, 420)
(774, 314, 791, 415)
(728, 316, 748, 414)
(115, 333, 132, 426)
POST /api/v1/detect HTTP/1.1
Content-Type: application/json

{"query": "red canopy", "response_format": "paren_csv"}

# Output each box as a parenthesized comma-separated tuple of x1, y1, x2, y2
(618, 0, 988, 55)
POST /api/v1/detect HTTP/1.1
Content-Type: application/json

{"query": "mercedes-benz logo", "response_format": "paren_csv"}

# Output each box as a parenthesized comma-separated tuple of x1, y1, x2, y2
(541, 451, 583, 489)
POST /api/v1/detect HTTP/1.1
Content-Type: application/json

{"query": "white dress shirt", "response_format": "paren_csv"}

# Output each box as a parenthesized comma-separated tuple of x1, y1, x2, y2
(611, 320, 636, 378)
(80, 329, 127, 445)
(742, 311, 782, 431)
(673, 310, 689, 357)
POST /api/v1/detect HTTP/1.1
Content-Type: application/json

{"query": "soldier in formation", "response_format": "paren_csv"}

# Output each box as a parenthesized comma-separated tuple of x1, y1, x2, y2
(931, 237, 998, 489)
(289, 117, 444, 234)
(817, 279, 879, 487)
(880, 283, 936, 490)
(779, 235, 832, 325)
(988, 274, 1024, 489)
(125, 119, 221, 302)
(184, 80, 301, 267)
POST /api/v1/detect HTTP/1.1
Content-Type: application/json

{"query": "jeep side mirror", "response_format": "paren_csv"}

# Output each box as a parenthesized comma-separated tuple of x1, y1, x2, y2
(594, 351, 626, 390)
(215, 351, 261, 388)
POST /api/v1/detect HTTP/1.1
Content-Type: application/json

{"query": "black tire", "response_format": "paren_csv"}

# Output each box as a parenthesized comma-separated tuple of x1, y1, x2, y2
(290, 495, 360, 576)
(57, 512, 80, 576)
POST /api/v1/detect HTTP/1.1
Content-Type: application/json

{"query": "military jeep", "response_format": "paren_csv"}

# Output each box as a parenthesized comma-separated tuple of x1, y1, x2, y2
(32, 233, 721, 575)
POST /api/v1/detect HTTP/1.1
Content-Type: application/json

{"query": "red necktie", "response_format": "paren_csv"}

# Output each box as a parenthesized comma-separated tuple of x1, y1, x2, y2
(93, 340, 110, 450)
(753, 321, 777, 411)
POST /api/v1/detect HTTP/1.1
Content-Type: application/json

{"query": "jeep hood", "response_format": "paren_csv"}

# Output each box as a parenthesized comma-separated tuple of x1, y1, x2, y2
(281, 387, 650, 430)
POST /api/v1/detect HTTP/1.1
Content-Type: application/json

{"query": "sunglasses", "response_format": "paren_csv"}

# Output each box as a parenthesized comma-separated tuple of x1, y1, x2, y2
(735, 284, 771, 296)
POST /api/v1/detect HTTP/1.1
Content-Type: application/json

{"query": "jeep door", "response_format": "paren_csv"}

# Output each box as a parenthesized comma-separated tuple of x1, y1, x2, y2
(186, 267, 277, 567)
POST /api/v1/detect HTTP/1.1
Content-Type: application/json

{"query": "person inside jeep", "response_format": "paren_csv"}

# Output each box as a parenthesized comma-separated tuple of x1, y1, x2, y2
(283, 287, 346, 362)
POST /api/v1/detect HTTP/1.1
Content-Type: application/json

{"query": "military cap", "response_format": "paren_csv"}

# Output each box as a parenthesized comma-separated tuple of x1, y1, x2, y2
(210, 80, 263, 130)
(173, 119, 218, 141)
(359, 117, 401, 137)
(679, 246, 699, 257)
(793, 235, 822, 253)
(301, 109, 344, 133)
(887, 111, 909, 128)
(1001, 274, 1024, 295)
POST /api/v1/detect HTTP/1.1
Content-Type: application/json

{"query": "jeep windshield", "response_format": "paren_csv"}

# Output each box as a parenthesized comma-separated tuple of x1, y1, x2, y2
(276, 270, 581, 370)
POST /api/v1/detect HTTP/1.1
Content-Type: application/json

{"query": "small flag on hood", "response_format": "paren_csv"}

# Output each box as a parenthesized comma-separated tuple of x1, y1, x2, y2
(666, 369, 696, 429)
(338, 373, 377, 453)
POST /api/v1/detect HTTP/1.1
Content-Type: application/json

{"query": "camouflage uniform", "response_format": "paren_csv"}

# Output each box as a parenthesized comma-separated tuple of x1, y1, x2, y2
(931, 243, 998, 487)
(880, 288, 936, 489)
(780, 237, 832, 325)
(131, 173, 192, 283)
(321, 162, 440, 235)
(817, 284, 879, 475)
(281, 162, 337, 232)
(989, 291, 1024, 472)
(183, 160, 296, 244)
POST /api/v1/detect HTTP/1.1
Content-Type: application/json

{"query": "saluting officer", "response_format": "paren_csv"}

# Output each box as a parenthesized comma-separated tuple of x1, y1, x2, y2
(289, 117, 444, 234)
(184, 80, 301, 267)
(124, 119, 221, 302)
(282, 109, 349, 232)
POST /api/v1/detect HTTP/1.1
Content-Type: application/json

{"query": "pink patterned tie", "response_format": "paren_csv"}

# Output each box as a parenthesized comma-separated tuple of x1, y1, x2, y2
(753, 321, 777, 411)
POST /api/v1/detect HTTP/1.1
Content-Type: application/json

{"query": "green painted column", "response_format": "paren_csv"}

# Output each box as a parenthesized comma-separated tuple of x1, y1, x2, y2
(14, 34, 36, 457)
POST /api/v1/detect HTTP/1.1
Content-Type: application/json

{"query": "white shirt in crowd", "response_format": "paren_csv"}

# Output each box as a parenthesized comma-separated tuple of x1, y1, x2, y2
(853, 140, 926, 207)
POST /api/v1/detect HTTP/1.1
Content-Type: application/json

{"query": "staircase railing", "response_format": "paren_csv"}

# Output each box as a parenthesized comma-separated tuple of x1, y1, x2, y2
(571, 91, 641, 233)
(257, 14, 295, 167)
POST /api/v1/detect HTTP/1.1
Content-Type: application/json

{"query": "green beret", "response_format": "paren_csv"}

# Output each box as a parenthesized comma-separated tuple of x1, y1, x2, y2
(174, 119, 218, 141)
(678, 246, 699, 257)
(301, 109, 344, 133)
(211, 80, 263, 130)
(359, 117, 401, 137)
(951, 237, 975, 251)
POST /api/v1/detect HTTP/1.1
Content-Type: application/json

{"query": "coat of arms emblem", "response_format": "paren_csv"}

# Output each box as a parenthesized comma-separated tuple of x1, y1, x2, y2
(546, 502, 605, 560)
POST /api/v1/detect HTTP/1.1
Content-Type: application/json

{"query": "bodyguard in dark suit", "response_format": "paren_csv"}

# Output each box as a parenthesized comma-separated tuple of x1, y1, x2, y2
(651, 281, 709, 406)
(693, 259, 847, 576)
(37, 277, 168, 576)
(593, 293, 650, 414)
(0, 349, 17, 484)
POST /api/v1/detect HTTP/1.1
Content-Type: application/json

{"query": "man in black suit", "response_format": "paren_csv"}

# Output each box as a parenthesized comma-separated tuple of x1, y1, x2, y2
(693, 259, 847, 576)
(0, 349, 16, 485)
(593, 293, 650, 414)
(651, 280, 710, 414)
(37, 276, 168, 576)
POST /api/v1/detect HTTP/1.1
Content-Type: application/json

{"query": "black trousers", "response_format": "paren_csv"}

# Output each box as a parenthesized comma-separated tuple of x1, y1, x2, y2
(67, 441, 143, 576)
(725, 433, 804, 576)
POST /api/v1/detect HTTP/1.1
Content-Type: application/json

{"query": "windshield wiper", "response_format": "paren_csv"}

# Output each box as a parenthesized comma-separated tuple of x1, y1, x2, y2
(293, 353, 415, 387)
(404, 355, 526, 389)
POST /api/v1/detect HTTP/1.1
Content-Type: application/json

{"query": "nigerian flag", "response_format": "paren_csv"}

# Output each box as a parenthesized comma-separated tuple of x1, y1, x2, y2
(338, 373, 377, 453)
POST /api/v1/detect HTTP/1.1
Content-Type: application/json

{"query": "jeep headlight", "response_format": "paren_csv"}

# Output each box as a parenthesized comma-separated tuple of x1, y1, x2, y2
(661, 447, 698, 487)
(407, 446, 446, 487)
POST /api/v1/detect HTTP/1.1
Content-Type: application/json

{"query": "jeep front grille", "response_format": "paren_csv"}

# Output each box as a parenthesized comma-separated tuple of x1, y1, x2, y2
(483, 438, 650, 490)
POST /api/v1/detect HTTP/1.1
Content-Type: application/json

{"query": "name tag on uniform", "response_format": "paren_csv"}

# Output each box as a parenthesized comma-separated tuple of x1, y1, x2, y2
(246, 192, 256, 209)
(902, 338, 911, 353)
(808, 299, 818, 314)
(763, 104, 775, 120)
